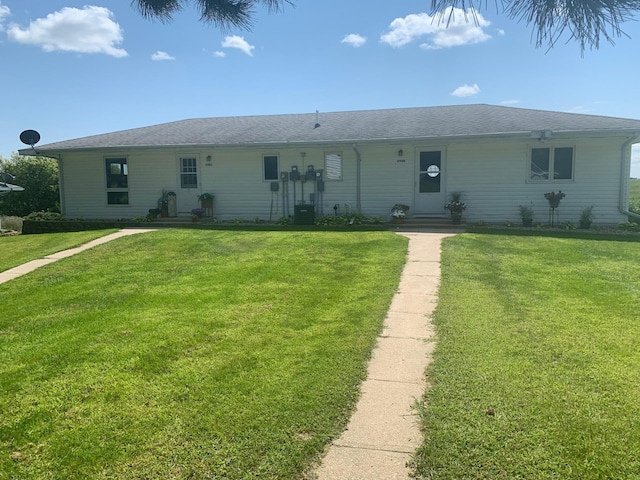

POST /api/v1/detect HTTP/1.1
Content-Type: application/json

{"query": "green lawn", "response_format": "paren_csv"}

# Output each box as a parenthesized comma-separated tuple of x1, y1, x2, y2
(414, 232, 640, 479)
(0, 230, 407, 479)
(0, 230, 118, 272)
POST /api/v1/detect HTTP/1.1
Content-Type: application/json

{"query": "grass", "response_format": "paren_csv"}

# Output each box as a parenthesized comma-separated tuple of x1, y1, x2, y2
(413, 232, 640, 479)
(0, 230, 407, 479)
(0, 230, 118, 272)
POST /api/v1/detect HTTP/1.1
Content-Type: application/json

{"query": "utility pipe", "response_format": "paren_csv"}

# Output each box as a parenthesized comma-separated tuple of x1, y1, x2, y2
(352, 144, 362, 213)
(619, 135, 640, 221)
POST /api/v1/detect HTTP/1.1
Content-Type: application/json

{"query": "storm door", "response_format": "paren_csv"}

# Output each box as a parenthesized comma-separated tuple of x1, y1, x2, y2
(177, 156, 200, 214)
(414, 150, 446, 214)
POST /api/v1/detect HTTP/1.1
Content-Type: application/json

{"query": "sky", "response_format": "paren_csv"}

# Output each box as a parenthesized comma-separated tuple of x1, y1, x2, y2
(1, 0, 639, 177)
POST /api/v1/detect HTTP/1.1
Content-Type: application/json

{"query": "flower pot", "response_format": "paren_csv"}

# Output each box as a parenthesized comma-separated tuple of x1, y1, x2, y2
(392, 218, 403, 224)
(452, 217, 462, 225)
(522, 219, 533, 227)
(191, 217, 198, 222)
(579, 220, 591, 229)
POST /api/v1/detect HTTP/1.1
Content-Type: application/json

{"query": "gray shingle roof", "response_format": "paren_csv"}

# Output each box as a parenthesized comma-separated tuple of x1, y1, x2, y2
(31, 104, 640, 152)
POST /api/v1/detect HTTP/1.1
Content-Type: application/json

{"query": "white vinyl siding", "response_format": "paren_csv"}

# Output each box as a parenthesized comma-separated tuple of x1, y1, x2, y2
(57, 136, 630, 225)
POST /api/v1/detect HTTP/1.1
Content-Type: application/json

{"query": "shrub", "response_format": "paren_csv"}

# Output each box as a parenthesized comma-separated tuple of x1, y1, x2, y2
(0, 215, 23, 233)
(25, 211, 65, 221)
(315, 214, 384, 226)
(619, 221, 640, 232)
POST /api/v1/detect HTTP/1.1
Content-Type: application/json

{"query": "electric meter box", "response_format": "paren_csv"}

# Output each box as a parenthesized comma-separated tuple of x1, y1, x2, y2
(294, 205, 315, 225)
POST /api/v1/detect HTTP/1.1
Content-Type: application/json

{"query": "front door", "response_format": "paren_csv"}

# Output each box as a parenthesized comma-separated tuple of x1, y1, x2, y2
(177, 156, 201, 215)
(414, 149, 446, 215)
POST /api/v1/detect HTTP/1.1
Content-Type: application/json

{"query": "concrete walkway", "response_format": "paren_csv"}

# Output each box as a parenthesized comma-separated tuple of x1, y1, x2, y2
(2, 228, 454, 479)
(0, 228, 156, 285)
(314, 232, 455, 479)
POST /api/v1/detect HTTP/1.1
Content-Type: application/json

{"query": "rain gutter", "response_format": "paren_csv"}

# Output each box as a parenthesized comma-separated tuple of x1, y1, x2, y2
(619, 134, 640, 221)
(352, 144, 362, 213)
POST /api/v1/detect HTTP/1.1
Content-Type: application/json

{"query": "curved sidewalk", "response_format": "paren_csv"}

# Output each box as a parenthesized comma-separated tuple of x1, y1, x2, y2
(314, 231, 456, 479)
(0, 228, 156, 285)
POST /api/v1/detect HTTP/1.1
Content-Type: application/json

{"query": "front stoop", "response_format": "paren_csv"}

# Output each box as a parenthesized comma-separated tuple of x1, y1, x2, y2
(389, 216, 466, 231)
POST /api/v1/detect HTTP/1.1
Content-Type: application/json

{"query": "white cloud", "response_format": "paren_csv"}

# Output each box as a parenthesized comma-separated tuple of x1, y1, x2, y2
(0, 1, 10, 31)
(341, 33, 367, 48)
(501, 99, 521, 105)
(496, 28, 505, 36)
(6, 6, 127, 57)
(381, 8, 491, 49)
(221, 35, 254, 56)
(213, 50, 226, 58)
(451, 83, 480, 97)
(151, 50, 175, 61)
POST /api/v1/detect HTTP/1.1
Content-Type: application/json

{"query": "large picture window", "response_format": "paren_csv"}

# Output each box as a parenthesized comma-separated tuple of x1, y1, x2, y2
(180, 157, 198, 188)
(263, 155, 278, 181)
(530, 147, 574, 181)
(105, 157, 128, 205)
(324, 153, 342, 180)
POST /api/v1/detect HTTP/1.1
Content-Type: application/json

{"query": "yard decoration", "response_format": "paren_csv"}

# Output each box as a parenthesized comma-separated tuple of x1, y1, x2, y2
(445, 192, 466, 225)
(544, 190, 566, 226)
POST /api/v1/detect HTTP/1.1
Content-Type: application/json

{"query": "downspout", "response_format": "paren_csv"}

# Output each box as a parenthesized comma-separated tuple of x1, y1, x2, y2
(619, 135, 640, 221)
(352, 144, 362, 213)
(57, 157, 66, 216)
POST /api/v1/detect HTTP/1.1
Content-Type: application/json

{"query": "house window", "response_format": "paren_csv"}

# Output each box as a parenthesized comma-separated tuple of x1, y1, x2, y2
(530, 147, 574, 181)
(263, 155, 278, 181)
(105, 157, 128, 205)
(324, 153, 342, 180)
(180, 157, 198, 188)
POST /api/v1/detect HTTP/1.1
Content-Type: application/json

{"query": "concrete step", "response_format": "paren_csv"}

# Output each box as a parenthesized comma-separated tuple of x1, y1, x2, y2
(389, 216, 466, 231)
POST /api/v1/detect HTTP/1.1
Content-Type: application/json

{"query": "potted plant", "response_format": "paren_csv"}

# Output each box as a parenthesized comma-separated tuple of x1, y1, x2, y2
(147, 208, 161, 220)
(579, 205, 594, 229)
(391, 204, 410, 223)
(198, 192, 214, 217)
(518, 205, 534, 227)
(445, 192, 466, 224)
(191, 207, 205, 221)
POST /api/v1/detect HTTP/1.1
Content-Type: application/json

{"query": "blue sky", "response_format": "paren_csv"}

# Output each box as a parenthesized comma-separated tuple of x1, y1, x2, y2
(1, 0, 639, 176)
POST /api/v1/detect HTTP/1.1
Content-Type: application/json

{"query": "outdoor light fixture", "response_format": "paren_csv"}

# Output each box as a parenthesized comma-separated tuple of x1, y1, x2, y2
(398, 149, 404, 157)
(530, 130, 553, 142)
(206, 155, 212, 162)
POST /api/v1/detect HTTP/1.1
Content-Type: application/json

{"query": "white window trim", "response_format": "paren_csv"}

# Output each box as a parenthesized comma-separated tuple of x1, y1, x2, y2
(262, 154, 279, 181)
(527, 144, 575, 183)
(179, 156, 199, 189)
(105, 156, 129, 206)
(324, 152, 343, 181)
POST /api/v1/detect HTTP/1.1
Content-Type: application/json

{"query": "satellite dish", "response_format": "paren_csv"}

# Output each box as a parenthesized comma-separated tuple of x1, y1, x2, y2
(20, 129, 41, 147)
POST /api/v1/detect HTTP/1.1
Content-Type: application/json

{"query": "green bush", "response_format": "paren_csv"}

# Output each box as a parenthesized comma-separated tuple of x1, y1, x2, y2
(25, 211, 66, 221)
(315, 214, 384, 226)
(0, 215, 23, 233)
(619, 221, 640, 232)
